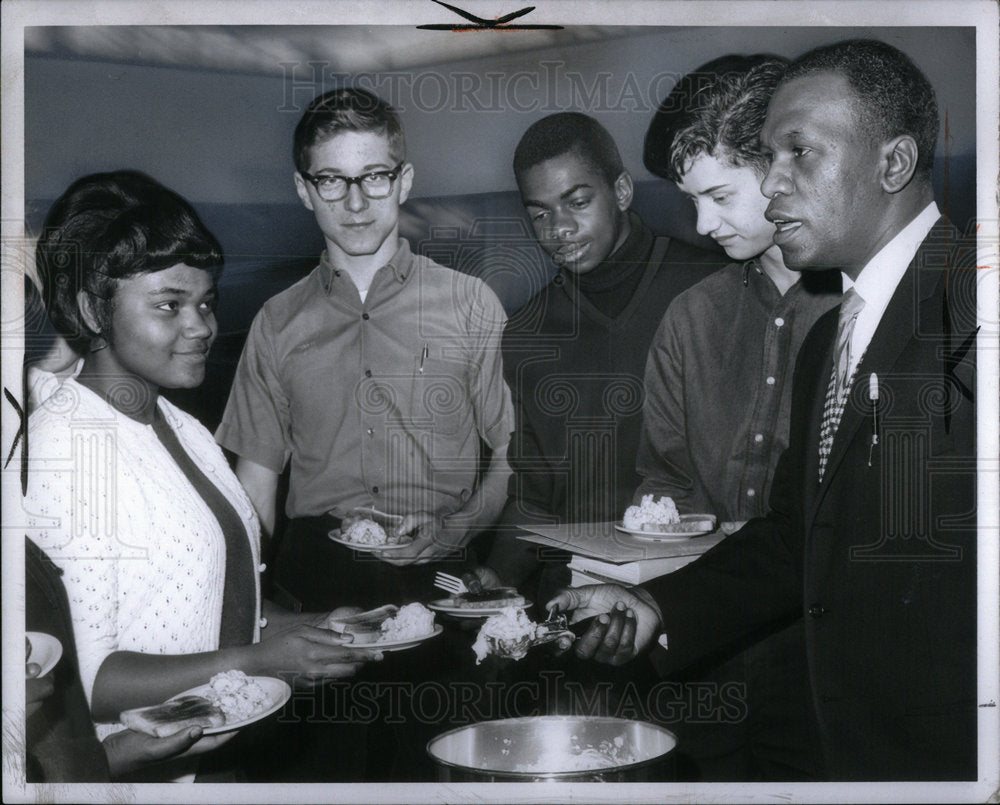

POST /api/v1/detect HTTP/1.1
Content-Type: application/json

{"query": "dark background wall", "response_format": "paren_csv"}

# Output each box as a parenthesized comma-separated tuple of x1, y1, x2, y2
(23, 25, 978, 426)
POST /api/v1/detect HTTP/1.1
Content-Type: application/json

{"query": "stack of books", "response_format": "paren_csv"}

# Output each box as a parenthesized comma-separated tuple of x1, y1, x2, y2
(568, 552, 704, 586)
(515, 521, 729, 587)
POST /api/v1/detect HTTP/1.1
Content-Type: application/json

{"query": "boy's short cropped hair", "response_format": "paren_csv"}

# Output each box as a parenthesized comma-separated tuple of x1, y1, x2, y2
(513, 112, 624, 187)
(644, 54, 788, 183)
(293, 87, 405, 173)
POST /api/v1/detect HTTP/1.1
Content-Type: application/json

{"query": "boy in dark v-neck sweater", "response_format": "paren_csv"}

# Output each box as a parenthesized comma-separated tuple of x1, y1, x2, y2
(487, 112, 724, 601)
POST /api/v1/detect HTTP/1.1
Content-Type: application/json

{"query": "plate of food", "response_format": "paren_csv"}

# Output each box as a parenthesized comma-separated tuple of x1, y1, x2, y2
(329, 515, 412, 552)
(120, 671, 291, 737)
(428, 588, 533, 618)
(615, 515, 717, 541)
(326, 603, 442, 651)
(616, 495, 716, 541)
(26, 632, 62, 678)
(329, 531, 413, 552)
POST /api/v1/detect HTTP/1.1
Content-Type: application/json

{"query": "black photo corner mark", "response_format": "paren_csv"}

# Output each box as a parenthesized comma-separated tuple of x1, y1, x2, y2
(3, 386, 27, 495)
(417, 0, 564, 31)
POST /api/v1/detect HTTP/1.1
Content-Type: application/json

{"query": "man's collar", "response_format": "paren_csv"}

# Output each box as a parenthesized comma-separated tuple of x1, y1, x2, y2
(320, 238, 414, 294)
(841, 201, 940, 300)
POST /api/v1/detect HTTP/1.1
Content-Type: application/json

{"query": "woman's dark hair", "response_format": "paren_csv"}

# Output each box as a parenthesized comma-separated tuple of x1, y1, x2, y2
(34, 170, 223, 346)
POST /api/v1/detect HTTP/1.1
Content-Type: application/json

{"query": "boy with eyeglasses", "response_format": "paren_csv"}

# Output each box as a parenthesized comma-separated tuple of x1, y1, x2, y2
(217, 87, 513, 613)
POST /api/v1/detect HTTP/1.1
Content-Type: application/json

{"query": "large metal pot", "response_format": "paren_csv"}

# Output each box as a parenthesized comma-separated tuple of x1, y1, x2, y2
(426, 716, 677, 782)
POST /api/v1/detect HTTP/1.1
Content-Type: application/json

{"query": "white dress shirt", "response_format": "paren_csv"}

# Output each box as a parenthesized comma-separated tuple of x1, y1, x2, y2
(840, 201, 940, 381)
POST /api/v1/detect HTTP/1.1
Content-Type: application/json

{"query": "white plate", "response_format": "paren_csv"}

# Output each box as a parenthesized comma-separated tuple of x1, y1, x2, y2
(427, 599, 534, 618)
(26, 632, 62, 678)
(333, 624, 443, 651)
(614, 514, 717, 541)
(329, 532, 413, 552)
(347, 507, 405, 528)
(169, 676, 291, 735)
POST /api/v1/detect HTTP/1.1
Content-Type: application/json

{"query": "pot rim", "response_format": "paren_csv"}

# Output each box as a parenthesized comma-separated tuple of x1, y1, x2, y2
(426, 715, 678, 780)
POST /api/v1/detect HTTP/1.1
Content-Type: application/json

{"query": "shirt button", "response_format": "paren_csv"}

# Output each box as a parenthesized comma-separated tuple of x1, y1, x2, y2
(754, 433, 764, 444)
(258, 617, 269, 628)
(775, 317, 785, 327)
(766, 376, 775, 386)
(367, 428, 374, 436)
(372, 486, 379, 494)
(808, 603, 827, 619)
(258, 563, 267, 573)
(362, 312, 370, 320)
(365, 369, 372, 378)
(747, 488, 756, 498)
(553, 275, 564, 286)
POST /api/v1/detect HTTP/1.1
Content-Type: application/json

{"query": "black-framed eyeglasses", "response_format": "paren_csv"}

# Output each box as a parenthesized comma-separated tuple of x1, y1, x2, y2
(299, 162, 405, 201)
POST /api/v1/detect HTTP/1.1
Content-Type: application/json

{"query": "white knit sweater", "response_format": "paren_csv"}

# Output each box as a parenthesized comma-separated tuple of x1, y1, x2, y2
(25, 378, 262, 735)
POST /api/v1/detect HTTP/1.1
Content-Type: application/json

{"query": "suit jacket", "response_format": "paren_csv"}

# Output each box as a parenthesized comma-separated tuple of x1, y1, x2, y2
(644, 221, 978, 780)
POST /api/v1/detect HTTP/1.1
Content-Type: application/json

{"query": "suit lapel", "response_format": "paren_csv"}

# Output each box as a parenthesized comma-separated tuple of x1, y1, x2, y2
(811, 229, 948, 518)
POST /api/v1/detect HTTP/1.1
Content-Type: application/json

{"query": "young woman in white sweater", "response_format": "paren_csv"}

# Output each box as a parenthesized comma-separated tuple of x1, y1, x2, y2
(25, 171, 377, 737)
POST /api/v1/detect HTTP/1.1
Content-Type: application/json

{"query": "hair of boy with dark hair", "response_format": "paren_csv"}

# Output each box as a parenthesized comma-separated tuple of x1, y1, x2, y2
(513, 112, 624, 187)
(293, 87, 406, 173)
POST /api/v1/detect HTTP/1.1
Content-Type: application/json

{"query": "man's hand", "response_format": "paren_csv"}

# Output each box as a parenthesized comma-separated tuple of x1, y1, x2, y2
(381, 511, 466, 566)
(546, 584, 662, 666)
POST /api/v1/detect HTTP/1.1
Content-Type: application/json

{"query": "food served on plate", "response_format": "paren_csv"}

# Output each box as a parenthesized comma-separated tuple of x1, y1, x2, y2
(341, 517, 398, 546)
(472, 607, 540, 664)
(120, 695, 226, 738)
(448, 586, 526, 609)
(206, 670, 272, 722)
(622, 494, 681, 532)
(326, 602, 436, 644)
(379, 602, 436, 641)
(119, 670, 277, 737)
(326, 604, 399, 643)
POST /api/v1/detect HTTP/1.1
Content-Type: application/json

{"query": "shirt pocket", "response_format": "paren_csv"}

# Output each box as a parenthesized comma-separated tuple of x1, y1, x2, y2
(409, 353, 469, 436)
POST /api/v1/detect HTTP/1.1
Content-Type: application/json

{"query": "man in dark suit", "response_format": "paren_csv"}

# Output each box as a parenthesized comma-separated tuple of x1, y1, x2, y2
(548, 39, 978, 781)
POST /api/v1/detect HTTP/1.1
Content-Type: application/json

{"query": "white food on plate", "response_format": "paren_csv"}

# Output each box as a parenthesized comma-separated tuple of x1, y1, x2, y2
(622, 494, 680, 531)
(342, 518, 391, 545)
(206, 669, 271, 722)
(472, 607, 539, 664)
(380, 602, 435, 641)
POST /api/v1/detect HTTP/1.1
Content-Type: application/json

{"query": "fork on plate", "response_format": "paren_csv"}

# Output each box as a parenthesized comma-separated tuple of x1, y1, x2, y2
(433, 571, 468, 596)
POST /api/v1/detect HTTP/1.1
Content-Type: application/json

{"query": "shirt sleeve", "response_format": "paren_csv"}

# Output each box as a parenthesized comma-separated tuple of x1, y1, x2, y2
(25, 416, 122, 705)
(465, 282, 514, 451)
(215, 307, 291, 473)
(634, 304, 697, 511)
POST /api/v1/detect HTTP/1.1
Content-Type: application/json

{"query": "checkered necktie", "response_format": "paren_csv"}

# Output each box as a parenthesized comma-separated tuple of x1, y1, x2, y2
(818, 288, 865, 482)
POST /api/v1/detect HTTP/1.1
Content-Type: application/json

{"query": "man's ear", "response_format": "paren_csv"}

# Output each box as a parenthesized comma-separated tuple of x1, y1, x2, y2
(293, 173, 315, 211)
(398, 162, 414, 205)
(613, 171, 634, 211)
(76, 289, 102, 335)
(880, 135, 919, 194)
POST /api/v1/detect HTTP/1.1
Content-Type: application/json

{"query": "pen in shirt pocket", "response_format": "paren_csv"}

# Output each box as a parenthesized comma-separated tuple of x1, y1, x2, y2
(419, 343, 429, 373)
